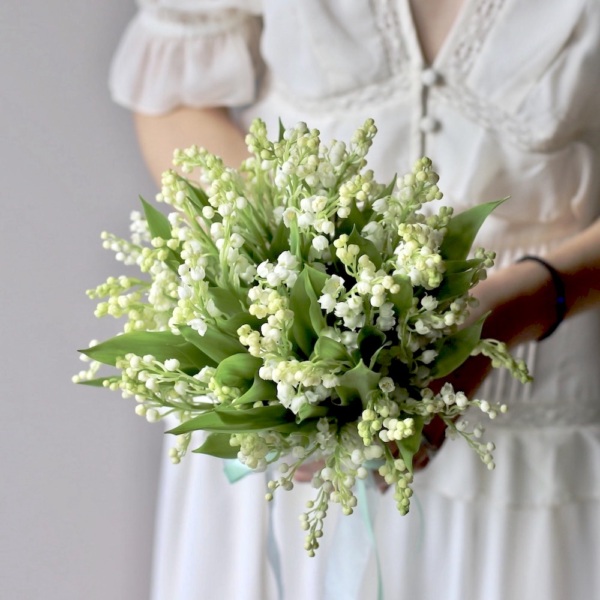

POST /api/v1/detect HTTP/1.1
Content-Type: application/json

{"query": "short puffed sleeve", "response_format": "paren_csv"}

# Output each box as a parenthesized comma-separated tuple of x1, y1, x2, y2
(109, 0, 263, 115)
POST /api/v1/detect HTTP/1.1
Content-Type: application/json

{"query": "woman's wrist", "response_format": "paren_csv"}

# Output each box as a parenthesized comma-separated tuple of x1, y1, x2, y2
(472, 259, 559, 346)
(516, 256, 567, 340)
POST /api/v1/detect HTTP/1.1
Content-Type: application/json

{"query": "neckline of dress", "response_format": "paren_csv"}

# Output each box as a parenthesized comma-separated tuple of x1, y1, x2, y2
(398, 0, 479, 70)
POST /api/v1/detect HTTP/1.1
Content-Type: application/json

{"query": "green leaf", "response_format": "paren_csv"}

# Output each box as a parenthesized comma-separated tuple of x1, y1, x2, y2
(290, 267, 328, 357)
(306, 291, 327, 337)
(289, 225, 301, 259)
(268, 219, 291, 259)
(397, 416, 424, 473)
(436, 270, 476, 302)
(214, 353, 261, 388)
(140, 197, 181, 272)
(164, 256, 182, 273)
(430, 314, 489, 379)
(306, 267, 330, 336)
(296, 403, 329, 422)
(377, 174, 397, 200)
(167, 409, 222, 434)
(168, 404, 292, 434)
(388, 275, 413, 315)
(80, 331, 214, 369)
(278, 118, 286, 142)
(347, 227, 382, 269)
(234, 375, 277, 405)
(443, 258, 484, 273)
(141, 197, 172, 240)
(219, 312, 263, 337)
(440, 199, 506, 261)
(185, 182, 210, 212)
(335, 360, 381, 407)
(214, 404, 292, 429)
(304, 265, 329, 295)
(436, 259, 485, 302)
(338, 201, 375, 235)
(192, 432, 238, 459)
(207, 287, 244, 316)
(178, 324, 246, 364)
(312, 336, 351, 363)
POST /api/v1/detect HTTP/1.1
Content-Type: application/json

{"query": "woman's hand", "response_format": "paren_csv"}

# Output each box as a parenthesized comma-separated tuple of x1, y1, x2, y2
(404, 256, 563, 471)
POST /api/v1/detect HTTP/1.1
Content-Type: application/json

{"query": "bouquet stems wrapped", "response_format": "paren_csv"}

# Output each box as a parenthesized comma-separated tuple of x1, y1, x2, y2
(75, 119, 530, 555)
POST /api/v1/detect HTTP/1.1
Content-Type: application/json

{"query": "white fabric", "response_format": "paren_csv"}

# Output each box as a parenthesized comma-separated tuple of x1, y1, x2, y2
(109, 1, 262, 114)
(110, 1, 600, 598)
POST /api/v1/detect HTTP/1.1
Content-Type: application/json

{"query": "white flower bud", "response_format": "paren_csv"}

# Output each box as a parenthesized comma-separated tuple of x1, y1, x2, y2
(146, 408, 160, 422)
(164, 359, 180, 371)
(312, 235, 329, 252)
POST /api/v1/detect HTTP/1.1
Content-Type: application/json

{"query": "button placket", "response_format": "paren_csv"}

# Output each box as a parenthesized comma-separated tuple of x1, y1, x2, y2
(416, 66, 442, 157)
(419, 115, 440, 133)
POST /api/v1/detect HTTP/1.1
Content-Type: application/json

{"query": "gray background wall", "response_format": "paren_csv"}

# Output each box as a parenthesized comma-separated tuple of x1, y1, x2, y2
(1, 3, 163, 598)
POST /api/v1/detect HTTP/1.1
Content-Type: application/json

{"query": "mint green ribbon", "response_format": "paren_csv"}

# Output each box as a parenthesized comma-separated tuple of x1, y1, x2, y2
(222, 457, 253, 482)
(223, 460, 385, 600)
(324, 473, 384, 600)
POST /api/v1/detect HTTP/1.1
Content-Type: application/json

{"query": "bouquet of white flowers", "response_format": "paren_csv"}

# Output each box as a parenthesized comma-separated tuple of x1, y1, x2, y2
(75, 118, 530, 555)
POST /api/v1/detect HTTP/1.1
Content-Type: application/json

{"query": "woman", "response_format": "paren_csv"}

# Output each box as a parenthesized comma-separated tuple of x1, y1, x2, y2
(110, 1, 600, 598)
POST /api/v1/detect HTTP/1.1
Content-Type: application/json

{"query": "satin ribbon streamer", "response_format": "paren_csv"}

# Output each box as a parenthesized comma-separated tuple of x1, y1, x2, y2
(222, 459, 384, 600)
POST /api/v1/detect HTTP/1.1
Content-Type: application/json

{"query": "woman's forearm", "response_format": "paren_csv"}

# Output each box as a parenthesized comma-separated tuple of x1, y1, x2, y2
(474, 217, 600, 346)
(134, 106, 250, 185)
(545, 217, 600, 315)
(435, 217, 600, 411)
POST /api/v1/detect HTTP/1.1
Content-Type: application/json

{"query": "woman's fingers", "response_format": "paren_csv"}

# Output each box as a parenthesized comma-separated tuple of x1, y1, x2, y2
(292, 416, 447, 490)
(294, 459, 325, 482)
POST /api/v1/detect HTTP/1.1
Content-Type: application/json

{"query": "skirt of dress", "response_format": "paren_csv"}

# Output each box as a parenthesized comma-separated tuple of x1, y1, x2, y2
(373, 424, 600, 600)
(150, 422, 600, 600)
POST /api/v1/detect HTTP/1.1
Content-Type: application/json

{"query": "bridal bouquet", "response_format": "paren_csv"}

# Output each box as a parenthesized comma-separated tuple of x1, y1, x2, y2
(75, 118, 529, 555)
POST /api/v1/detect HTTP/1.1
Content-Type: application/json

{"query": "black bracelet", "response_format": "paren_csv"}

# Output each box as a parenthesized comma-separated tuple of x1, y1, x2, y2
(517, 255, 567, 341)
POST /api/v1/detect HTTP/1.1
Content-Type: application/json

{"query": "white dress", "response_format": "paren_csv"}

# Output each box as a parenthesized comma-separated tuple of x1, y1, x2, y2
(110, 2, 600, 599)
